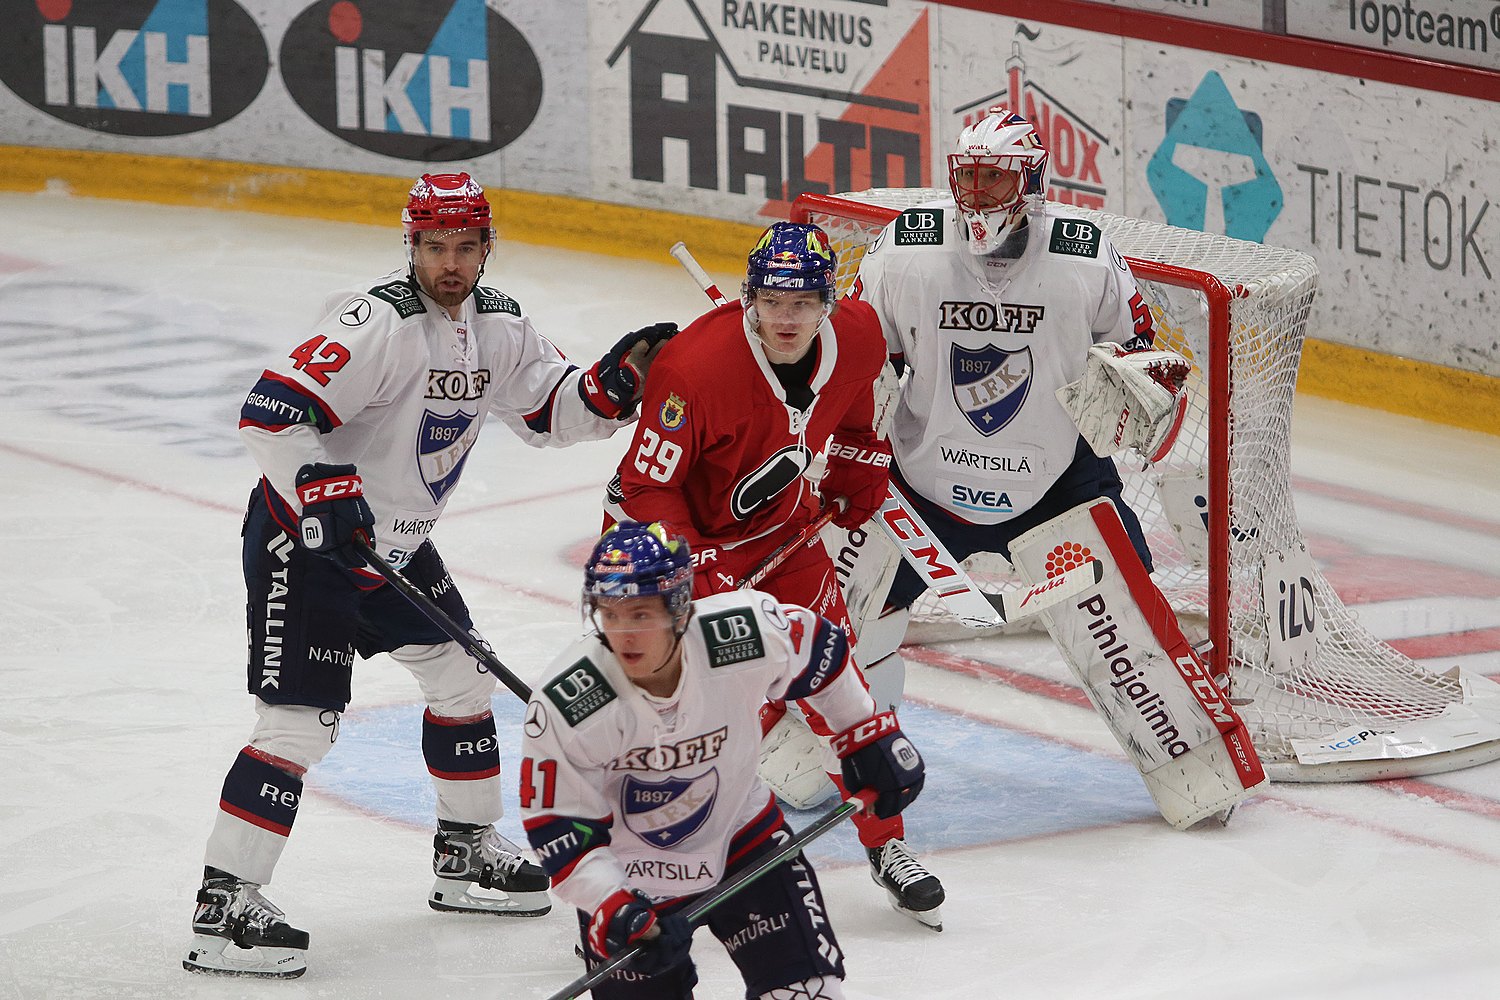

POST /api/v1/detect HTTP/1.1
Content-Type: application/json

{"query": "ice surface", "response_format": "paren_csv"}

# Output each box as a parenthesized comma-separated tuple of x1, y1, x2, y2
(3, 192, 1500, 999)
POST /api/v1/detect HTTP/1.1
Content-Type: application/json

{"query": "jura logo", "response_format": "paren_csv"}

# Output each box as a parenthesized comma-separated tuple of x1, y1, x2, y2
(4, 0, 269, 135)
(279, 0, 542, 160)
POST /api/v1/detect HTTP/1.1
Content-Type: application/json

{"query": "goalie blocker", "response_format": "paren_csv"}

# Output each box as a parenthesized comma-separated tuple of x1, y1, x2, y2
(1011, 498, 1266, 828)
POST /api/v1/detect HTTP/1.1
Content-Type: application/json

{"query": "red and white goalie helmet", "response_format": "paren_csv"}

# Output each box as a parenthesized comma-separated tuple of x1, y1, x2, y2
(402, 172, 493, 246)
(948, 108, 1048, 255)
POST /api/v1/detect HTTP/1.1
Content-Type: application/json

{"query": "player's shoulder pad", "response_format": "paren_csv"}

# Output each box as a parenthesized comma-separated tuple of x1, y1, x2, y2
(694, 591, 782, 670)
(891, 205, 946, 248)
(539, 652, 619, 728)
(1045, 211, 1104, 260)
(366, 277, 427, 319)
(473, 285, 522, 316)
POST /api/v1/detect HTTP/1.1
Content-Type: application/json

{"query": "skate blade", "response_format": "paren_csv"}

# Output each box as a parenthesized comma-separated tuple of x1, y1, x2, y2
(182, 934, 307, 978)
(428, 879, 552, 917)
(889, 898, 943, 932)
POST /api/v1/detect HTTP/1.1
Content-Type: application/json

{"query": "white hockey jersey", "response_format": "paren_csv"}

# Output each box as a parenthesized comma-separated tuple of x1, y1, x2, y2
(854, 200, 1155, 525)
(519, 590, 876, 914)
(239, 270, 629, 566)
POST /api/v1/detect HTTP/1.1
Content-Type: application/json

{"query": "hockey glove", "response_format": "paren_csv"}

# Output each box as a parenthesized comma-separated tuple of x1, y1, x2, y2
(295, 462, 375, 570)
(1056, 343, 1190, 463)
(588, 889, 693, 975)
(832, 710, 925, 820)
(583, 322, 679, 419)
(820, 437, 893, 529)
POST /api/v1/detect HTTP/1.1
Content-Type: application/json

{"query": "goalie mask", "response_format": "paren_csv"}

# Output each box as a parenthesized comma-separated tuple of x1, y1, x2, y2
(949, 108, 1048, 255)
(583, 521, 694, 634)
(402, 172, 494, 293)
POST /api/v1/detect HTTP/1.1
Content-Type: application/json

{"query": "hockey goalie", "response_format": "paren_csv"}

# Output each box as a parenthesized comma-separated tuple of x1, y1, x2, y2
(760, 106, 1266, 832)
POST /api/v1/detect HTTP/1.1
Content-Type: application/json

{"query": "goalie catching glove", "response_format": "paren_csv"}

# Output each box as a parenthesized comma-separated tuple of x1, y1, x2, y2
(295, 462, 374, 570)
(819, 437, 893, 529)
(1057, 343, 1190, 463)
(582, 322, 679, 419)
(587, 888, 693, 975)
(831, 710, 925, 819)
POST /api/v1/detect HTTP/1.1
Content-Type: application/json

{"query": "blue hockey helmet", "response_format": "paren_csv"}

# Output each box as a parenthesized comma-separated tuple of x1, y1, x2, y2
(744, 222, 838, 304)
(584, 521, 694, 628)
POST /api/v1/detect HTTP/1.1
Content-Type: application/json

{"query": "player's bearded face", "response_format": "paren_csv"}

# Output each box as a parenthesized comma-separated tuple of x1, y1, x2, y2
(411, 229, 488, 308)
(593, 596, 683, 695)
(751, 289, 825, 363)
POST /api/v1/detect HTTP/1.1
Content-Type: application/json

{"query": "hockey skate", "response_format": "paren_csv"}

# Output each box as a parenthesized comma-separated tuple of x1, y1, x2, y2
(429, 821, 551, 916)
(868, 839, 944, 931)
(183, 868, 309, 979)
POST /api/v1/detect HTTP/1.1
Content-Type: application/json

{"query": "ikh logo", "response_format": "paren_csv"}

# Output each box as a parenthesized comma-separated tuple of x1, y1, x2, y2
(1, 0, 269, 135)
(279, 0, 542, 160)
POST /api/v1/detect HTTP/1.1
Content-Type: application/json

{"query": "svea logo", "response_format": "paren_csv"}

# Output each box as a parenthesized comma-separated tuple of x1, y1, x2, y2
(0, 0, 269, 135)
(280, 0, 542, 160)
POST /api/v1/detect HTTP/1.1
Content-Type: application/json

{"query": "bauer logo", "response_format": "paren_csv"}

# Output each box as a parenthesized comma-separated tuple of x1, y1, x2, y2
(0, 0, 268, 136)
(279, 0, 542, 160)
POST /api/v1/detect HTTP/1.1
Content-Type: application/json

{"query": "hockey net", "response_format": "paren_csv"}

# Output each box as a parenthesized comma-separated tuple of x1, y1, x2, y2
(794, 189, 1500, 780)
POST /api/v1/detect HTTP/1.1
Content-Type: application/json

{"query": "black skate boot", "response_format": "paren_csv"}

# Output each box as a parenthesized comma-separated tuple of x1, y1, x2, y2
(868, 839, 944, 931)
(429, 821, 551, 916)
(183, 867, 309, 978)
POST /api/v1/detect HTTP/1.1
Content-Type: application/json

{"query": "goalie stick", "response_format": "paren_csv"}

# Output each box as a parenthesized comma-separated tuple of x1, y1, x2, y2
(669, 240, 1103, 625)
(353, 538, 533, 702)
(543, 791, 875, 1000)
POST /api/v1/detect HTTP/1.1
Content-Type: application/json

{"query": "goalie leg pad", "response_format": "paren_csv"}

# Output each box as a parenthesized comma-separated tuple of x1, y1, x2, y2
(759, 707, 839, 811)
(1010, 498, 1267, 829)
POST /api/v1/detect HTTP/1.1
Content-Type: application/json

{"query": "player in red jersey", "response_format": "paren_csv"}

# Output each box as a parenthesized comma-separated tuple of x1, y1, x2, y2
(605, 222, 945, 929)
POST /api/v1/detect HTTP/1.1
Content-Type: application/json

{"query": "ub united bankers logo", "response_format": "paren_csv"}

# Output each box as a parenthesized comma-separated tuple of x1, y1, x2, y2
(0, 0, 269, 135)
(417, 409, 479, 502)
(951, 344, 1032, 436)
(279, 0, 542, 160)
(622, 770, 719, 848)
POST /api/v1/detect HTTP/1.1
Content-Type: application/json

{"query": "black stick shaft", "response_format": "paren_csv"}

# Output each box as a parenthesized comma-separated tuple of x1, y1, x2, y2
(354, 539, 532, 702)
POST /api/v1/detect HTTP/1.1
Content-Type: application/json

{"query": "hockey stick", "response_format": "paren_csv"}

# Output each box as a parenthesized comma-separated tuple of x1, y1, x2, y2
(543, 791, 874, 1000)
(669, 241, 1099, 627)
(737, 498, 847, 591)
(353, 538, 533, 702)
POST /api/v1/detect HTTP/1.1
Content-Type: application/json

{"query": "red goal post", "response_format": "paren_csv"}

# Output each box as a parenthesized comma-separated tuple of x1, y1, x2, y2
(793, 189, 1500, 781)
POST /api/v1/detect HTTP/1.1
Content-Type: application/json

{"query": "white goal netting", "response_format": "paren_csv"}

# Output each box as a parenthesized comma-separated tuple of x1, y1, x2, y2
(795, 189, 1500, 780)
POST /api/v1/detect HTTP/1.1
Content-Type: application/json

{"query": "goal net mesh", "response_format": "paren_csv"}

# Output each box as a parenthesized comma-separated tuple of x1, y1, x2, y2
(794, 188, 1487, 777)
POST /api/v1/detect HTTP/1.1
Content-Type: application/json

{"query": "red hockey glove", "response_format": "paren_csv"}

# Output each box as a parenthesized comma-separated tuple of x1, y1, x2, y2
(295, 463, 374, 570)
(820, 437, 892, 529)
(583, 322, 679, 418)
(587, 889, 693, 975)
(831, 710, 925, 819)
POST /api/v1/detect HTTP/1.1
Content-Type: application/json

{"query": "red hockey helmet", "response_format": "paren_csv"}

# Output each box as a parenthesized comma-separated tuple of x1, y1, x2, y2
(402, 172, 493, 242)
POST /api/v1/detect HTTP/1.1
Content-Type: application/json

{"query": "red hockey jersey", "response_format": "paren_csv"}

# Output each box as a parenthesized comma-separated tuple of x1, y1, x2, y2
(611, 299, 887, 562)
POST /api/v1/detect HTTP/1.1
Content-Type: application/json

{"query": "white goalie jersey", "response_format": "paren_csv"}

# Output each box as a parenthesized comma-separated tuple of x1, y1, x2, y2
(519, 591, 876, 915)
(238, 271, 629, 566)
(853, 200, 1156, 525)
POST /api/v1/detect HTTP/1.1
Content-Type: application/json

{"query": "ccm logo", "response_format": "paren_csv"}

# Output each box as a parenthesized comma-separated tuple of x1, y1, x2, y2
(298, 476, 363, 504)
